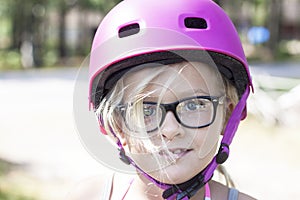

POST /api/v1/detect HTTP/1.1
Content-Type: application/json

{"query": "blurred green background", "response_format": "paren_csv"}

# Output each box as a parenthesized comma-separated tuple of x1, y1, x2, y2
(0, 0, 300, 70)
(0, 0, 300, 200)
(0, 0, 121, 70)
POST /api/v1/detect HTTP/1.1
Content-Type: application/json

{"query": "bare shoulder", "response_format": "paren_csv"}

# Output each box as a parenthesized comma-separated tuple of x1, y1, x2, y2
(66, 171, 115, 200)
(66, 171, 136, 200)
(210, 181, 256, 200)
(238, 191, 257, 200)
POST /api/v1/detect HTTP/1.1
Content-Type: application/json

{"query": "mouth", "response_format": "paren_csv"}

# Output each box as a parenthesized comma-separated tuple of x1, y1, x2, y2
(158, 148, 192, 160)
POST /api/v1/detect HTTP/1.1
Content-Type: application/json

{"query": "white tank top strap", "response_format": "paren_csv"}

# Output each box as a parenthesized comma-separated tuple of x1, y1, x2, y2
(101, 174, 239, 200)
(100, 173, 135, 200)
(101, 173, 114, 200)
(228, 188, 239, 200)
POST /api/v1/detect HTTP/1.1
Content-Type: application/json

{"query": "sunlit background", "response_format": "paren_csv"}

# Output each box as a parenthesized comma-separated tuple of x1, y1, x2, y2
(0, 0, 300, 199)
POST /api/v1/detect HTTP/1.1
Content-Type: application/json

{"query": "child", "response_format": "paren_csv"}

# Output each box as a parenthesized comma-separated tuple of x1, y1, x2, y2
(88, 0, 255, 199)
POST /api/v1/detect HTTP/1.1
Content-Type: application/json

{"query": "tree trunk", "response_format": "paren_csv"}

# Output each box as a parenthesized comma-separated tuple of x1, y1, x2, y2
(11, 0, 25, 49)
(58, 6, 68, 60)
(266, 0, 282, 58)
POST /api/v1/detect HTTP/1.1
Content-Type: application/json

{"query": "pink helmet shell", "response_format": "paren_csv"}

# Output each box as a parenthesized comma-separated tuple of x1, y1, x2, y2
(89, 0, 252, 109)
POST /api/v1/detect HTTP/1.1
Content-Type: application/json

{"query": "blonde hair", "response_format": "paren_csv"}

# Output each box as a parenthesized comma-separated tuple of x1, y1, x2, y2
(96, 61, 239, 143)
(216, 165, 236, 188)
(222, 76, 239, 129)
(96, 62, 239, 173)
(96, 66, 169, 146)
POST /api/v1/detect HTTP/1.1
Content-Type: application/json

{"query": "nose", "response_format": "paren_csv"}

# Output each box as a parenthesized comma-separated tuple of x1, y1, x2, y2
(161, 111, 185, 140)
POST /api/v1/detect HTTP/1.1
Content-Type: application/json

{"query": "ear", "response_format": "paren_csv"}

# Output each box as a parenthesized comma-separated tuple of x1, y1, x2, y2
(240, 106, 247, 120)
(119, 131, 127, 146)
(98, 117, 128, 147)
(227, 99, 235, 113)
(221, 99, 235, 136)
(114, 116, 128, 146)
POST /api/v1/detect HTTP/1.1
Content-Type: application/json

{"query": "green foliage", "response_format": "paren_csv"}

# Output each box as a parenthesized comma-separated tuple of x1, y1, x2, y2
(0, 161, 10, 176)
(44, 50, 59, 67)
(0, 190, 36, 200)
(0, 160, 36, 200)
(48, 0, 122, 13)
(81, 0, 122, 13)
(0, 50, 22, 70)
(278, 40, 300, 61)
(0, 0, 297, 69)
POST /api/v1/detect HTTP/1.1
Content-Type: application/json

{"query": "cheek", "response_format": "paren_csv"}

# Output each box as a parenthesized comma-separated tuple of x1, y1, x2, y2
(193, 106, 225, 158)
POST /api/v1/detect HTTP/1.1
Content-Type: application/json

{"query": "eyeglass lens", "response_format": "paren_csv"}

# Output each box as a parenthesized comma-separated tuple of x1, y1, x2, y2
(123, 96, 219, 133)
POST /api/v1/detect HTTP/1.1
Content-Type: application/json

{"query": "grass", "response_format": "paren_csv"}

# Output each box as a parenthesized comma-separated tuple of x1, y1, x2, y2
(0, 160, 37, 200)
(0, 190, 36, 200)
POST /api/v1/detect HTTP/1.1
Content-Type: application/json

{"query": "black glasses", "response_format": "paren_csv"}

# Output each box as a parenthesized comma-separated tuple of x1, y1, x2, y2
(118, 96, 225, 133)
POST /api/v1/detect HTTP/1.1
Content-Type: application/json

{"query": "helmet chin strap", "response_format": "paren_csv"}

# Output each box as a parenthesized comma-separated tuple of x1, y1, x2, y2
(117, 86, 250, 200)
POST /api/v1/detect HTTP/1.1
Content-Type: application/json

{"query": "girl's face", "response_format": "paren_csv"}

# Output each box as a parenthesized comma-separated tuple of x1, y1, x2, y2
(119, 62, 226, 184)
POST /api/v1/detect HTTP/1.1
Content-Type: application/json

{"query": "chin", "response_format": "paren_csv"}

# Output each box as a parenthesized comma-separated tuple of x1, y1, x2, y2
(150, 152, 214, 184)
(149, 162, 204, 185)
(149, 171, 187, 184)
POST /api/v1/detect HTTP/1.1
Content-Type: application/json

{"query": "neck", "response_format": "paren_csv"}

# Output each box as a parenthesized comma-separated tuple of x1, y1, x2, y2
(137, 172, 164, 198)
(136, 172, 206, 199)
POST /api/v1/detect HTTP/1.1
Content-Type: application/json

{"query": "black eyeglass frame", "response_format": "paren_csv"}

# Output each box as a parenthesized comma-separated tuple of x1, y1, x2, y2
(117, 96, 224, 133)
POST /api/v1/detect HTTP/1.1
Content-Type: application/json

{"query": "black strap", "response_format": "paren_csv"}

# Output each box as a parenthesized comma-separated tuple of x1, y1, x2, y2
(162, 172, 211, 200)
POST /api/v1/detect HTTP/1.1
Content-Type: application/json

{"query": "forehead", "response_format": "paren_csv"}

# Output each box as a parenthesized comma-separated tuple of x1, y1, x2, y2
(122, 62, 224, 101)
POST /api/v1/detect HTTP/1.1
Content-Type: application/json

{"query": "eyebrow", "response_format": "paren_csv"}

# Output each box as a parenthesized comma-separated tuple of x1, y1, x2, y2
(190, 89, 210, 95)
(170, 88, 210, 98)
(141, 89, 211, 102)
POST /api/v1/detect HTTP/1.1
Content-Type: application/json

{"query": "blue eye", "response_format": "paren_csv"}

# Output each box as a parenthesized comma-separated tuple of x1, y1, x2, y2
(143, 105, 156, 117)
(185, 100, 207, 111)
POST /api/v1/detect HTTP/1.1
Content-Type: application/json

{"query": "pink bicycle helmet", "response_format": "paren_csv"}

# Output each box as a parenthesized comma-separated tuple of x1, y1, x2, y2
(88, 0, 253, 199)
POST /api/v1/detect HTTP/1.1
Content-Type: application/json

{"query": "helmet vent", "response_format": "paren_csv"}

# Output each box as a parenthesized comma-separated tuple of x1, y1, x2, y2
(184, 17, 207, 29)
(118, 23, 140, 38)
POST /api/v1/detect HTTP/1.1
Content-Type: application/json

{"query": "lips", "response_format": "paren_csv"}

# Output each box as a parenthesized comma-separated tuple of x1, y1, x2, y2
(170, 148, 190, 154)
(158, 148, 192, 160)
